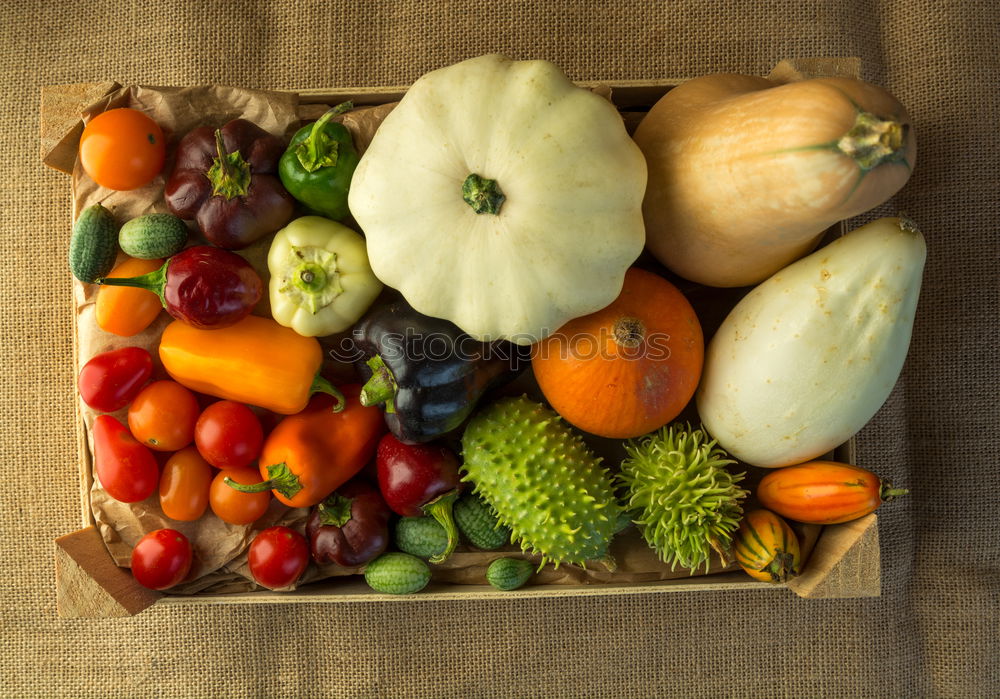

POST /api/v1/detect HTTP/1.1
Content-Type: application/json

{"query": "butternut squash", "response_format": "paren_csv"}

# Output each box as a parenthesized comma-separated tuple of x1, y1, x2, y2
(633, 74, 915, 287)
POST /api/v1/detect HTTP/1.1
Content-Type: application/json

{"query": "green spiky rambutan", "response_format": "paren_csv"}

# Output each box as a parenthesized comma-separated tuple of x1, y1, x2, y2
(618, 423, 748, 572)
(461, 396, 621, 569)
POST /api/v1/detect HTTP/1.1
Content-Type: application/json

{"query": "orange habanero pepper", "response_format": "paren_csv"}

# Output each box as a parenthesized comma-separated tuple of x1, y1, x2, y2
(225, 387, 386, 508)
(158, 315, 343, 415)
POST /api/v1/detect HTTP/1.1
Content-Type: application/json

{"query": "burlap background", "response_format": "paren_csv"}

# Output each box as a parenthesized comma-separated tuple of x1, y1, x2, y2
(2, 1, 996, 697)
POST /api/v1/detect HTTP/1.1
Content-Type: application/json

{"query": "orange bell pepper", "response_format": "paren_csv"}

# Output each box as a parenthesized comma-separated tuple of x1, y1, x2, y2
(96, 256, 164, 336)
(158, 315, 343, 415)
(226, 387, 386, 508)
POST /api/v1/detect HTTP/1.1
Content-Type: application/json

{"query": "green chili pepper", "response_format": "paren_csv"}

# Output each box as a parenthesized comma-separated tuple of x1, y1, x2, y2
(278, 102, 359, 221)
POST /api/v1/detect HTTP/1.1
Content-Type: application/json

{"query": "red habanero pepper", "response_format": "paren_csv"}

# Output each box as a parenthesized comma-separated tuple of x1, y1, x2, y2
(225, 385, 385, 508)
(376, 434, 463, 564)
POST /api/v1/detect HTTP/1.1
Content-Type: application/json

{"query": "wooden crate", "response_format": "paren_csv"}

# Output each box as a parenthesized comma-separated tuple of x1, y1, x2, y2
(44, 57, 880, 617)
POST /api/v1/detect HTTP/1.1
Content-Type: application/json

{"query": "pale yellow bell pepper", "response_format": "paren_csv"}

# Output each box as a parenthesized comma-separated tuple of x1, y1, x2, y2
(267, 216, 382, 337)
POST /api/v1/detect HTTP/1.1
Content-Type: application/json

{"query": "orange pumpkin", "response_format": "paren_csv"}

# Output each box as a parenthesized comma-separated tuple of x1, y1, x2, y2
(734, 509, 801, 583)
(531, 267, 703, 439)
(757, 461, 907, 524)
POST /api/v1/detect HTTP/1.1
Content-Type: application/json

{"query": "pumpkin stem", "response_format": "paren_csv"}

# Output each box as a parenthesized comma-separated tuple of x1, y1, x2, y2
(462, 173, 505, 215)
(613, 316, 646, 348)
(837, 111, 908, 172)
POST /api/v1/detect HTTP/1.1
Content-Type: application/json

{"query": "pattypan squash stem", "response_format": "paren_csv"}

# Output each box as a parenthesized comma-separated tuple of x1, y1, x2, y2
(296, 102, 354, 173)
(360, 356, 398, 413)
(462, 173, 505, 215)
(208, 129, 252, 199)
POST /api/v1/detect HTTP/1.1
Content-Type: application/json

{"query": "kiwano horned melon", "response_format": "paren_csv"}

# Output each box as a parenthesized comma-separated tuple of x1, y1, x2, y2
(461, 396, 621, 568)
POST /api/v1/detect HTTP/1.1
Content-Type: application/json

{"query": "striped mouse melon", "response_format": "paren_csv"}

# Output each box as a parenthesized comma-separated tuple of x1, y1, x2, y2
(696, 217, 926, 468)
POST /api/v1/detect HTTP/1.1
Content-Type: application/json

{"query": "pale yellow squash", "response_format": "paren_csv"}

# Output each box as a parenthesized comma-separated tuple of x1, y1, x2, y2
(633, 75, 915, 287)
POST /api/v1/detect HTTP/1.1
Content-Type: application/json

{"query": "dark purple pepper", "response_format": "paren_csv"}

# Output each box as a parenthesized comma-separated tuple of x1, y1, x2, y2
(164, 118, 294, 250)
(306, 478, 391, 568)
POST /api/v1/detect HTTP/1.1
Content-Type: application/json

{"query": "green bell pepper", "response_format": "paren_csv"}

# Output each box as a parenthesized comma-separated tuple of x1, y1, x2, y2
(278, 103, 359, 221)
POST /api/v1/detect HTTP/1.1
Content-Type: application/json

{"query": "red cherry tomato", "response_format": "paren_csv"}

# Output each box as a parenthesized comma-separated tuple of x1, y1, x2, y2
(78, 347, 153, 413)
(159, 446, 213, 521)
(248, 526, 309, 589)
(128, 380, 200, 451)
(131, 528, 193, 590)
(194, 400, 264, 469)
(209, 467, 271, 525)
(92, 415, 159, 503)
(79, 108, 166, 191)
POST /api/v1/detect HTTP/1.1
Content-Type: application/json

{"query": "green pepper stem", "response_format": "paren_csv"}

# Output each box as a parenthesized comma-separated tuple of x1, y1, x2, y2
(95, 264, 167, 307)
(359, 356, 397, 413)
(224, 462, 303, 500)
(310, 373, 346, 412)
(296, 102, 354, 173)
(423, 490, 460, 564)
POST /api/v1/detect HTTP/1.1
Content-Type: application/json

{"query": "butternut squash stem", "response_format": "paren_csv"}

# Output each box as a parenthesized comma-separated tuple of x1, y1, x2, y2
(760, 112, 909, 172)
(837, 111, 908, 171)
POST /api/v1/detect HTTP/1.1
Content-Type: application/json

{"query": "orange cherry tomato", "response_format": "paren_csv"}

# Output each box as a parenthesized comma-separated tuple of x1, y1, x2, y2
(96, 256, 164, 336)
(79, 108, 166, 190)
(159, 446, 213, 521)
(210, 467, 271, 525)
(128, 380, 200, 451)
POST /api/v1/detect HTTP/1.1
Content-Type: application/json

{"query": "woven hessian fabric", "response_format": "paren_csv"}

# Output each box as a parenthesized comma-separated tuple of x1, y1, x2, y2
(2, 1, 997, 697)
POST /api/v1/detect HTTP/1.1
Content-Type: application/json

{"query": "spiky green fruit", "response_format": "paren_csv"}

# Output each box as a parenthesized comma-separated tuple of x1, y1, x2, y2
(618, 423, 749, 573)
(461, 396, 621, 568)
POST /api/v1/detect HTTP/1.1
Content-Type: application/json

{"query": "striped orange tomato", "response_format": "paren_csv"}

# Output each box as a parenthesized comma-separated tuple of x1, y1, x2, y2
(757, 461, 908, 525)
(734, 509, 801, 583)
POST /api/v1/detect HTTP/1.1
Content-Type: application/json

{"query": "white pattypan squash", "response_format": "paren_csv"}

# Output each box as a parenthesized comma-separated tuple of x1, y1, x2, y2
(348, 54, 647, 344)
